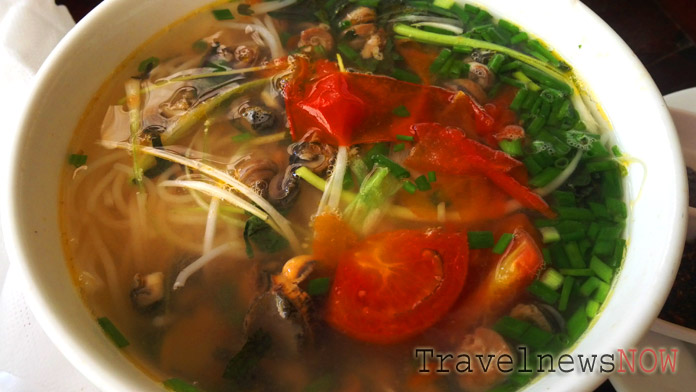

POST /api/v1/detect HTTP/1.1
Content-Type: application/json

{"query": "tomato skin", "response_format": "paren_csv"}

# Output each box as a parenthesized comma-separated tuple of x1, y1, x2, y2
(325, 229, 469, 344)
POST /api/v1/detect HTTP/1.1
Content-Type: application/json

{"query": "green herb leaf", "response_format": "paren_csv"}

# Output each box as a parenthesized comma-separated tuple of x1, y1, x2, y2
(212, 8, 235, 20)
(307, 277, 331, 296)
(192, 39, 208, 53)
(392, 105, 410, 117)
(163, 378, 201, 392)
(138, 57, 160, 74)
(224, 329, 272, 383)
(244, 216, 289, 255)
(68, 153, 87, 168)
(97, 317, 129, 348)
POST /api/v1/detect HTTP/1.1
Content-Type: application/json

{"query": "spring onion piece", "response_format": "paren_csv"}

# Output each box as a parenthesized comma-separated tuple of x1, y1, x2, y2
(212, 8, 235, 20)
(68, 153, 88, 168)
(427, 171, 437, 182)
(559, 268, 594, 277)
(492, 233, 513, 254)
(567, 307, 589, 342)
(589, 256, 613, 283)
(370, 154, 410, 179)
(539, 268, 564, 291)
(527, 280, 559, 304)
(558, 276, 574, 311)
(433, 0, 456, 9)
(392, 105, 411, 117)
(223, 329, 272, 382)
(307, 277, 331, 296)
(586, 300, 600, 318)
(579, 276, 602, 297)
(534, 148, 583, 196)
(539, 226, 560, 244)
(593, 281, 611, 303)
(493, 316, 531, 341)
(318, 146, 348, 214)
(403, 181, 417, 194)
(392, 68, 421, 83)
(518, 324, 554, 349)
(97, 317, 129, 348)
(393, 143, 405, 152)
(499, 139, 523, 157)
(163, 378, 201, 392)
(468, 231, 494, 249)
(124, 78, 144, 186)
(414, 175, 431, 191)
(344, 166, 401, 235)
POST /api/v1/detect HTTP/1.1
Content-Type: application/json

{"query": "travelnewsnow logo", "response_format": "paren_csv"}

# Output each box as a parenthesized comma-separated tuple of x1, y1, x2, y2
(414, 347, 679, 374)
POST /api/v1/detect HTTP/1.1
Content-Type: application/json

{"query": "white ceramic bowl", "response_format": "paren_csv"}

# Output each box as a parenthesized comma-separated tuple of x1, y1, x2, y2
(1, 0, 687, 391)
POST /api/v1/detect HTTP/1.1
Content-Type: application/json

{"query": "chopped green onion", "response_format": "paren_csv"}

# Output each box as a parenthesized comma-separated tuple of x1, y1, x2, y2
(499, 139, 523, 157)
(427, 171, 437, 182)
(492, 233, 514, 254)
(589, 256, 613, 283)
(393, 143, 405, 152)
(518, 324, 554, 349)
(97, 317, 129, 348)
(493, 316, 530, 340)
(586, 300, 600, 318)
(567, 306, 589, 342)
(559, 268, 594, 277)
(579, 276, 601, 297)
(396, 134, 415, 142)
(564, 241, 586, 269)
(558, 276, 574, 311)
(430, 48, 453, 73)
(307, 277, 331, 296)
(68, 153, 87, 168)
(539, 268, 564, 291)
(518, 64, 571, 95)
(488, 53, 505, 73)
(392, 105, 411, 117)
(138, 56, 160, 73)
(231, 133, 253, 143)
(557, 207, 594, 221)
(370, 154, 410, 179)
(509, 88, 528, 111)
(392, 68, 421, 83)
(212, 8, 235, 20)
(468, 231, 495, 249)
(527, 280, 559, 304)
(593, 281, 611, 303)
(611, 145, 623, 157)
(510, 32, 528, 45)
(539, 227, 560, 244)
(586, 160, 617, 173)
(192, 39, 208, 53)
(498, 19, 520, 34)
(414, 175, 431, 191)
(403, 181, 417, 194)
(337, 42, 359, 61)
(433, 0, 455, 9)
(163, 378, 201, 392)
(606, 197, 627, 220)
(529, 167, 561, 188)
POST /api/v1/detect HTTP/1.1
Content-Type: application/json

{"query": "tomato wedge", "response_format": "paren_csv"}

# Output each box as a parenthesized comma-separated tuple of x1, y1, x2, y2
(325, 229, 469, 344)
(437, 227, 544, 343)
(405, 123, 556, 218)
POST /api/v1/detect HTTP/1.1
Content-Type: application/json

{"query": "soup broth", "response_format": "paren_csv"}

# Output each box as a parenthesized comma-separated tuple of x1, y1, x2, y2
(60, 1, 627, 391)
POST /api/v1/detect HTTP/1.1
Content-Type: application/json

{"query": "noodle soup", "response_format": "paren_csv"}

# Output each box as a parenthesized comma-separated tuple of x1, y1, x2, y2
(60, 1, 627, 390)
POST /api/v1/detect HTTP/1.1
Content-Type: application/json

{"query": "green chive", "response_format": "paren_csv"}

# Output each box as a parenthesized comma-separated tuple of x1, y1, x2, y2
(192, 39, 208, 53)
(589, 256, 613, 283)
(518, 64, 572, 95)
(430, 49, 453, 73)
(468, 231, 495, 249)
(212, 8, 235, 20)
(579, 276, 601, 297)
(557, 207, 594, 221)
(393, 143, 405, 152)
(68, 153, 87, 168)
(499, 139, 523, 157)
(540, 227, 560, 244)
(529, 167, 561, 188)
(498, 19, 520, 34)
(564, 241, 586, 269)
(337, 43, 359, 61)
(392, 68, 421, 83)
(559, 268, 594, 277)
(427, 171, 437, 182)
(567, 306, 589, 342)
(492, 233, 514, 254)
(307, 277, 331, 296)
(370, 154, 411, 179)
(593, 281, 611, 303)
(527, 280, 559, 304)
(606, 197, 627, 220)
(586, 300, 600, 318)
(163, 378, 201, 392)
(488, 53, 505, 73)
(231, 133, 253, 143)
(493, 316, 530, 340)
(558, 276, 574, 311)
(509, 88, 528, 111)
(518, 324, 554, 349)
(433, 0, 456, 9)
(510, 32, 528, 45)
(539, 268, 564, 290)
(403, 181, 417, 194)
(396, 134, 415, 142)
(612, 145, 623, 157)
(414, 175, 431, 191)
(392, 105, 411, 117)
(97, 317, 129, 348)
(138, 56, 160, 73)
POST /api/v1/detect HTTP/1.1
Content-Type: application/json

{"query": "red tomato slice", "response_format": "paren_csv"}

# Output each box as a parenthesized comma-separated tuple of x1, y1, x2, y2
(325, 229, 469, 344)
(437, 227, 544, 343)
